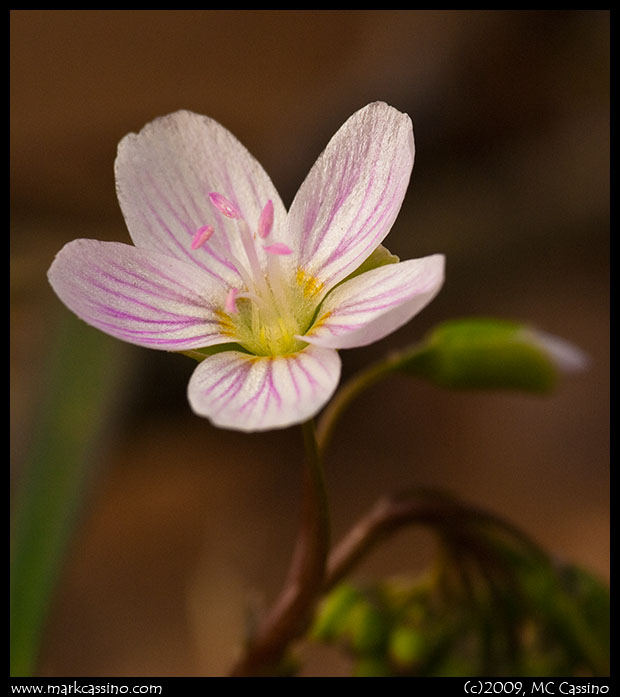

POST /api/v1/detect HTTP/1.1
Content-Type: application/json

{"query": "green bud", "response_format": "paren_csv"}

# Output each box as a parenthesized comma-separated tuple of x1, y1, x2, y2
(398, 318, 587, 393)
(346, 601, 390, 654)
(388, 625, 426, 667)
(311, 584, 363, 641)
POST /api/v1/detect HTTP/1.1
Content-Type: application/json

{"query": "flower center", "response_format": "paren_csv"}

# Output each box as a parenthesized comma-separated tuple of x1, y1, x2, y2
(192, 193, 315, 356)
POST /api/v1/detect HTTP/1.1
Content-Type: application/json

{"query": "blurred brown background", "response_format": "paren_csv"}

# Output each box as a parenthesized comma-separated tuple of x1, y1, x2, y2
(11, 10, 609, 677)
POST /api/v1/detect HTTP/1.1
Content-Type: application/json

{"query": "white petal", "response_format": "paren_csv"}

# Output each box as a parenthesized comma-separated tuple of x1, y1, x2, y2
(187, 345, 341, 432)
(285, 102, 415, 291)
(47, 239, 232, 351)
(303, 255, 445, 349)
(520, 328, 589, 373)
(115, 110, 287, 285)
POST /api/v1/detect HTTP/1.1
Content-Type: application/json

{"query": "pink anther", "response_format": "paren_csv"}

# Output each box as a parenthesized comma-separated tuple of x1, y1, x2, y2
(257, 200, 274, 239)
(209, 192, 241, 219)
(263, 242, 292, 256)
(191, 225, 214, 249)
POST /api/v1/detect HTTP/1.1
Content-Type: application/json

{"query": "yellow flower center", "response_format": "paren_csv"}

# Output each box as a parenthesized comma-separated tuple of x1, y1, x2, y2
(194, 193, 324, 356)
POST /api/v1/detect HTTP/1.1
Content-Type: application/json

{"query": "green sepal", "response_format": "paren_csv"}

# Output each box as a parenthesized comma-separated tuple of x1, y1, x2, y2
(179, 342, 248, 363)
(341, 244, 399, 284)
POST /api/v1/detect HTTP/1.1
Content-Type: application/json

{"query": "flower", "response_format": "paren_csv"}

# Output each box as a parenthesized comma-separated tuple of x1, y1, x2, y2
(48, 102, 445, 431)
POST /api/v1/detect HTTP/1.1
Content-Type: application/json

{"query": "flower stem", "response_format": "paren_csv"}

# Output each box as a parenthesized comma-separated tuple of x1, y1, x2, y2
(316, 348, 413, 455)
(324, 488, 549, 591)
(229, 420, 329, 677)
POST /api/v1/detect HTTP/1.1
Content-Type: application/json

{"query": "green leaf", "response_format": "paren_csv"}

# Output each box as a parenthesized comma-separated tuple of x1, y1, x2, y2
(353, 656, 393, 677)
(10, 312, 128, 677)
(310, 490, 608, 677)
(520, 563, 610, 676)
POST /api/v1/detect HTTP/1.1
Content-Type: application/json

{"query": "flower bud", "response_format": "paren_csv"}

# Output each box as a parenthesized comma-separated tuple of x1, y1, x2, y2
(399, 318, 587, 393)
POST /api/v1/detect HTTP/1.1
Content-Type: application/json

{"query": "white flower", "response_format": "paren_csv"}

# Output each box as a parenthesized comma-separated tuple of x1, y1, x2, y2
(48, 103, 445, 431)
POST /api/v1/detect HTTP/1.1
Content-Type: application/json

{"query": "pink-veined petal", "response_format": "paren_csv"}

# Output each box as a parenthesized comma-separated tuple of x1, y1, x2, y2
(187, 345, 341, 432)
(47, 239, 233, 351)
(303, 255, 445, 349)
(285, 102, 415, 292)
(115, 110, 287, 285)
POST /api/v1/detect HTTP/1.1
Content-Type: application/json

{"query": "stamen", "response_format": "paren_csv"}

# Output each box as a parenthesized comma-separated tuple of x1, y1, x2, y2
(197, 193, 305, 356)
(225, 287, 239, 314)
(190, 225, 214, 249)
(237, 219, 269, 294)
(264, 242, 292, 256)
(209, 192, 241, 219)
(257, 200, 274, 238)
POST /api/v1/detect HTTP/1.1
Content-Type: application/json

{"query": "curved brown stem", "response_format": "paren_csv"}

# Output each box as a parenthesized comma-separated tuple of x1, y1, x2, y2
(229, 420, 329, 677)
(324, 488, 547, 591)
